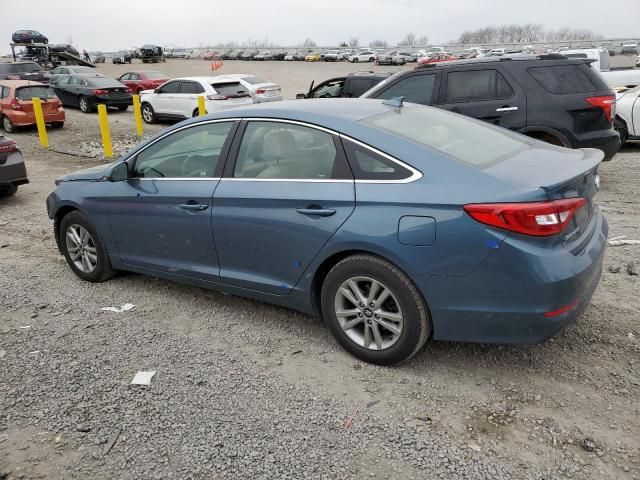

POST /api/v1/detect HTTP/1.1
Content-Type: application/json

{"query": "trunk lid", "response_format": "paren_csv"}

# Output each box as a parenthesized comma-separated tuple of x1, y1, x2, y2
(484, 143, 603, 249)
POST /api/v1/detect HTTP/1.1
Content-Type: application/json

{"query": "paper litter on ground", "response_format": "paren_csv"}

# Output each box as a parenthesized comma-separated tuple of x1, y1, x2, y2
(131, 371, 156, 385)
(101, 303, 136, 313)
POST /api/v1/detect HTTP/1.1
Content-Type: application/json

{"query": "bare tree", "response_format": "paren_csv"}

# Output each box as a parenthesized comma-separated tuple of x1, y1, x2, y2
(399, 33, 417, 46)
(457, 24, 603, 44)
(301, 38, 317, 48)
(64, 35, 75, 46)
(348, 37, 360, 47)
(416, 35, 429, 46)
(370, 39, 388, 48)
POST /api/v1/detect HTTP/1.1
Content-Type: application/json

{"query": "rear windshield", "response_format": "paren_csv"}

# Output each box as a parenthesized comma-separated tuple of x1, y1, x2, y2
(145, 71, 167, 79)
(363, 105, 527, 167)
(242, 76, 268, 85)
(16, 86, 57, 100)
(211, 82, 249, 96)
(528, 64, 605, 94)
(0, 63, 42, 73)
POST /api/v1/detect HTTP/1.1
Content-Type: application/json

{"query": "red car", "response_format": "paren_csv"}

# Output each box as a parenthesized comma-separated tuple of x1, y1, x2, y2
(417, 53, 459, 66)
(0, 80, 65, 133)
(117, 71, 170, 94)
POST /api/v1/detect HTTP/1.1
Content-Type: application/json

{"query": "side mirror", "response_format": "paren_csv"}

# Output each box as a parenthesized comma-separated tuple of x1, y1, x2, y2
(296, 93, 306, 99)
(109, 162, 129, 182)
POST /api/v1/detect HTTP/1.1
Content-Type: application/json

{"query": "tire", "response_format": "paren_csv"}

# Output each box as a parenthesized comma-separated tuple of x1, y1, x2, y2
(0, 185, 18, 197)
(50, 122, 64, 129)
(614, 118, 629, 145)
(59, 210, 115, 283)
(2, 115, 15, 133)
(321, 254, 431, 365)
(79, 96, 91, 113)
(118, 105, 128, 112)
(141, 103, 156, 124)
(352, 58, 359, 63)
(192, 108, 204, 117)
(369, 57, 375, 62)
(136, 88, 143, 95)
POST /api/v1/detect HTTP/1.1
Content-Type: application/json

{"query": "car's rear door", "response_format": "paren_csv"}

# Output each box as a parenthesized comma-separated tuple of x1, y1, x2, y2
(213, 119, 355, 294)
(51, 76, 73, 105)
(175, 80, 204, 117)
(436, 66, 527, 130)
(108, 120, 237, 282)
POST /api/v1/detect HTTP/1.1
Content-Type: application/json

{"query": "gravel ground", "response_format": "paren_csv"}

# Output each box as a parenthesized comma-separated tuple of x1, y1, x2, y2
(1, 60, 639, 480)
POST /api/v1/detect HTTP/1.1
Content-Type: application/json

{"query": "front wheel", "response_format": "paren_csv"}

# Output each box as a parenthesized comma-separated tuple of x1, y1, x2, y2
(141, 103, 156, 124)
(321, 254, 431, 365)
(352, 58, 359, 63)
(59, 211, 115, 282)
(614, 118, 629, 145)
(79, 96, 91, 113)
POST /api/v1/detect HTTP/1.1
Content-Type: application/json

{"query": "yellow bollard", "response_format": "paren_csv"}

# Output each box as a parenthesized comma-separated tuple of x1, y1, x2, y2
(197, 95, 206, 116)
(132, 95, 144, 137)
(97, 105, 113, 158)
(32, 97, 49, 148)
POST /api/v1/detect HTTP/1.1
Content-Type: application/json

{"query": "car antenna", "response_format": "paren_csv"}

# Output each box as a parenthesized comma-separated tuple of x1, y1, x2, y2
(382, 96, 404, 108)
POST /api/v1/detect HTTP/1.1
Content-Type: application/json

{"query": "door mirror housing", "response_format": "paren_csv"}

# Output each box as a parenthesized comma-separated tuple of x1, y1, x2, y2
(109, 162, 129, 182)
(295, 93, 306, 99)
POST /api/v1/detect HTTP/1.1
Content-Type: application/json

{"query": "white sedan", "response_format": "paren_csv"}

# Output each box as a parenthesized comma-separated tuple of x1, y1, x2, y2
(348, 51, 377, 63)
(615, 85, 640, 144)
(212, 74, 283, 103)
(139, 76, 253, 123)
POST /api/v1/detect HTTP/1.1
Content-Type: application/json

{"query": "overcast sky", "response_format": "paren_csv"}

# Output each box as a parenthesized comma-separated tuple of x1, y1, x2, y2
(2, 0, 638, 51)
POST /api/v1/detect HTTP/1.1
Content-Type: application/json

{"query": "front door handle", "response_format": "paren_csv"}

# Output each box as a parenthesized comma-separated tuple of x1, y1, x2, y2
(496, 106, 518, 112)
(180, 203, 208, 211)
(296, 208, 336, 217)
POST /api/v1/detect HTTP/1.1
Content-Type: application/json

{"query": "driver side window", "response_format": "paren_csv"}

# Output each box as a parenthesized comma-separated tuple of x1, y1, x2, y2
(312, 80, 345, 98)
(133, 122, 233, 179)
(157, 81, 180, 94)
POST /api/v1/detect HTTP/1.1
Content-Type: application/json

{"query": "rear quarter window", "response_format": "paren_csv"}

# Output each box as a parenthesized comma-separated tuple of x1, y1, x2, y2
(528, 64, 600, 94)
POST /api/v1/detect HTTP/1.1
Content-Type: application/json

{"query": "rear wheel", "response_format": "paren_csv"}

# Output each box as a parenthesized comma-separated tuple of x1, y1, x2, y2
(118, 105, 128, 112)
(0, 185, 18, 197)
(50, 122, 64, 129)
(526, 131, 566, 147)
(59, 211, 115, 283)
(141, 103, 156, 124)
(321, 254, 431, 365)
(79, 96, 91, 113)
(352, 58, 359, 63)
(2, 115, 15, 133)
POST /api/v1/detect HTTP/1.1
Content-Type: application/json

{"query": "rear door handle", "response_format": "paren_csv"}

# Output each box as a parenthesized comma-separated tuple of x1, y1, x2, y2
(296, 208, 336, 217)
(496, 106, 518, 112)
(180, 203, 208, 211)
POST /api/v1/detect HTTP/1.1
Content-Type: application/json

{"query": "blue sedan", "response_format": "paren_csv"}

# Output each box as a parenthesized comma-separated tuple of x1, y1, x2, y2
(46, 99, 607, 365)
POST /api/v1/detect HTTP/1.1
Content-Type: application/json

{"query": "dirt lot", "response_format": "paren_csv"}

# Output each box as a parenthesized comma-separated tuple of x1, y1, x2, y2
(1, 60, 639, 480)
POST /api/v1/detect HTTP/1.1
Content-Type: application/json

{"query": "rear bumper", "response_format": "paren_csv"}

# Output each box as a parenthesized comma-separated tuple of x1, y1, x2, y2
(0, 152, 29, 188)
(10, 109, 65, 126)
(573, 131, 621, 161)
(416, 208, 608, 344)
(89, 96, 132, 107)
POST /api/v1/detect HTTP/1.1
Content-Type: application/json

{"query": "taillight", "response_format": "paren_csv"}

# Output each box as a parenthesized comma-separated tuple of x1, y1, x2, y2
(255, 89, 266, 94)
(0, 140, 17, 153)
(93, 89, 109, 95)
(10, 99, 22, 111)
(586, 95, 615, 123)
(463, 198, 587, 237)
(6, 74, 20, 80)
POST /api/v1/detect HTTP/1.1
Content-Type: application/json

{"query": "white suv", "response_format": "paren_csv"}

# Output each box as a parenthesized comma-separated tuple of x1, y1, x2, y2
(139, 76, 253, 124)
(349, 51, 377, 63)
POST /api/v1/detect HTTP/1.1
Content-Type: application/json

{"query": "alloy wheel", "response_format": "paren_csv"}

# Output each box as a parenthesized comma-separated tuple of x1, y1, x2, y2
(80, 98, 89, 112)
(142, 106, 153, 122)
(334, 276, 403, 350)
(3, 116, 13, 132)
(65, 224, 98, 273)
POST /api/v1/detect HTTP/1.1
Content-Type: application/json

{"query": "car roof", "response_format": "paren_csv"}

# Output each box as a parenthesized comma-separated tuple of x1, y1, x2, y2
(0, 80, 47, 88)
(413, 53, 591, 71)
(175, 76, 243, 83)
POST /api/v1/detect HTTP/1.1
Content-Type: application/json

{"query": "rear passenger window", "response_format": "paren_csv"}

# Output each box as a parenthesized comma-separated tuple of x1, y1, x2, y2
(342, 139, 413, 181)
(234, 122, 350, 180)
(376, 74, 436, 105)
(528, 65, 596, 94)
(445, 70, 513, 103)
(180, 82, 204, 94)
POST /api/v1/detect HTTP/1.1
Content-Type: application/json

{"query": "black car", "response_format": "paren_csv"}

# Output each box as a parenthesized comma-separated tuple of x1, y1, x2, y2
(0, 135, 28, 197)
(298, 71, 392, 99)
(12, 30, 48, 44)
(363, 55, 621, 160)
(0, 62, 49, 83)
(50, 44, 80, 57)
(51, 74, 132, 113)
(90, 52, 106, 63)
(139, 45, 165, 64)
(112, 51, 132, 64)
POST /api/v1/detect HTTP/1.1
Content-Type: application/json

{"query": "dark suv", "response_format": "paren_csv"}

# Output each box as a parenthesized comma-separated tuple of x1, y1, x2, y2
(363, 55, 620, 160)
(298, 71, 391, 99)
(0, 62, 49, 83)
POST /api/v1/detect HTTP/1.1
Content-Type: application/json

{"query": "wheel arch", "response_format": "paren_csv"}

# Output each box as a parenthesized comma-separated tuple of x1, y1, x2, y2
(52, 202, 83, 254)
(517, 126, 571, 148)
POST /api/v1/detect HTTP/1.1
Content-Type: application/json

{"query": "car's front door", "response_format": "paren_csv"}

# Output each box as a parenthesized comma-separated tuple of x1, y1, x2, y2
(51, 76, 72, 105)
(213, 120, 355, 294)
(437, 67, 527, 130)
(153, 80, 181, 115)
(107, 120, 236, 282)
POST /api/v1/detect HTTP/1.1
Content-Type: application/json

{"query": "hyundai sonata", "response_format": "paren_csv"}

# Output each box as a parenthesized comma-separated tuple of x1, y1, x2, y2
(46, 99, 607, 365)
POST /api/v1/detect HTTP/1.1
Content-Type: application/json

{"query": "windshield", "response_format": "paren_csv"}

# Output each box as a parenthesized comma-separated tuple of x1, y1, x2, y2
(16, 86, 57, 100)
(0, 63, 43, 73)
(363, 105, 527, 167)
